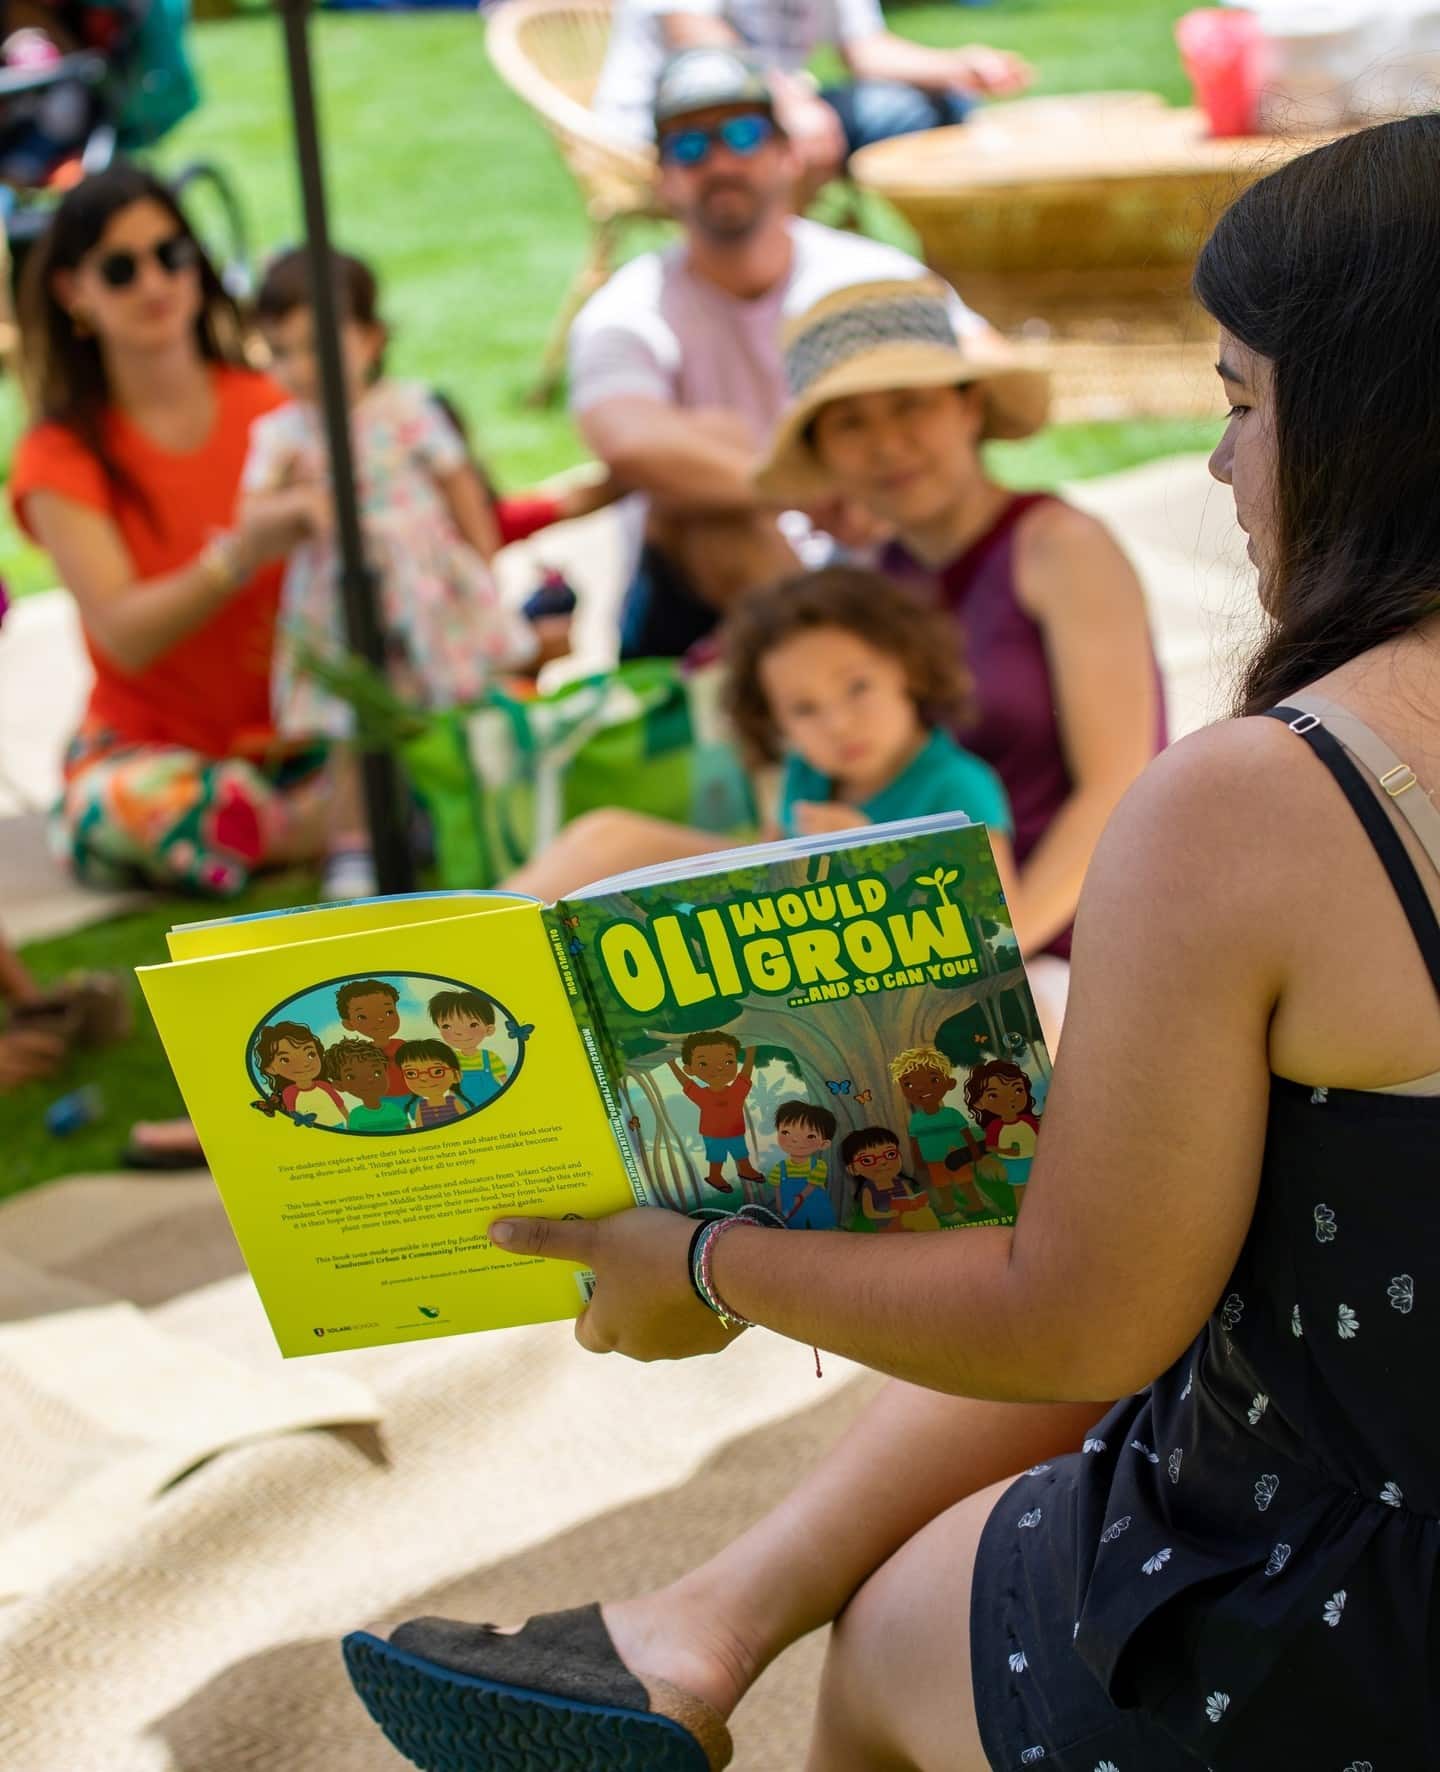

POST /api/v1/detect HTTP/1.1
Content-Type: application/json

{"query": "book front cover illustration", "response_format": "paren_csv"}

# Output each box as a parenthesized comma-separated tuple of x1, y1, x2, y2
(561, 822, 1051, 1232)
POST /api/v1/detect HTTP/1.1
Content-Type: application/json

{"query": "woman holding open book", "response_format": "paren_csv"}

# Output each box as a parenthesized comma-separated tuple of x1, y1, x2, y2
(346, 119, 1440, 1771)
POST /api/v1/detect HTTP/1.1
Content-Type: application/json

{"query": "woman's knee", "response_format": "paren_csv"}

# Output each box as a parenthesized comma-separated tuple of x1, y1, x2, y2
(807, 1485, 1003, 1772)
(61, 750, 275, 895)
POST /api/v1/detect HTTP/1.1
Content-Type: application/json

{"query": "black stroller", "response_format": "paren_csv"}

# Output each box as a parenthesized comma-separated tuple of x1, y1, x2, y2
(0, 0, 248, 287)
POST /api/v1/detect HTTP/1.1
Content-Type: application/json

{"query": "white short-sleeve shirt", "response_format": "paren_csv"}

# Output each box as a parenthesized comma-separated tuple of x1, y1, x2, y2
(569, 216, 982, 439)
(568, 217, 983, 580)
(593, 0, 885, 140)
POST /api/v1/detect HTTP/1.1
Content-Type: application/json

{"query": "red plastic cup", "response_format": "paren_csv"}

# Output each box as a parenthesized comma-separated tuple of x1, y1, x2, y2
(1176, 8, 1266, 137)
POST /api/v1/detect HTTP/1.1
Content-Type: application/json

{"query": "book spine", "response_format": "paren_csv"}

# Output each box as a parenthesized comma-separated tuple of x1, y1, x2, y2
(542, 908, 650, 1207)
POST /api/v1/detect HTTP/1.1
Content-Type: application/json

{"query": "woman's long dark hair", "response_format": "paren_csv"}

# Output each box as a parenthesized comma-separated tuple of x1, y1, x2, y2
(17, 161, 246, 526)
(1194, 115, 1440, 715)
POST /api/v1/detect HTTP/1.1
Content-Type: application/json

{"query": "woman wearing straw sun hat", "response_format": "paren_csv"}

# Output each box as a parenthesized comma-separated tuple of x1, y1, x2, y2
(755, 276, 1165, 1030)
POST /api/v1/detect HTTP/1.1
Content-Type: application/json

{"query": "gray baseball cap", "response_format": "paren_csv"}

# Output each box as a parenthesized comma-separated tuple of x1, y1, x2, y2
(653, 47, 775, 129)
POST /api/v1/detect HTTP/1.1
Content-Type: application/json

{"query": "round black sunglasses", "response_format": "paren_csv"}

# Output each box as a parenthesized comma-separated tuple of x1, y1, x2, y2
(94, 233, 199, 290)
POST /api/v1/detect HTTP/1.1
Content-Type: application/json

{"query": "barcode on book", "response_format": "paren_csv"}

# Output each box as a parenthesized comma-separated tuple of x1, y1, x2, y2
(575, 1270, 597, 1304)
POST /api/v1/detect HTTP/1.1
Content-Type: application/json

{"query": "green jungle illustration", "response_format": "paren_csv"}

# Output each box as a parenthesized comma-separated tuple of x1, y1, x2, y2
(562, 826, 1051, 1229)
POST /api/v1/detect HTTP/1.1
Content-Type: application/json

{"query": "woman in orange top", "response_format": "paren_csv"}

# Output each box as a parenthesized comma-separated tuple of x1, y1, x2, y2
(11, 163, 330, 895)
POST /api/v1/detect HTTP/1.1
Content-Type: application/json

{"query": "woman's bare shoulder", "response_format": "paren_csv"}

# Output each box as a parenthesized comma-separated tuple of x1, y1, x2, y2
(1012, 496, 1143, 614)
(1087, 716, 1339, 927)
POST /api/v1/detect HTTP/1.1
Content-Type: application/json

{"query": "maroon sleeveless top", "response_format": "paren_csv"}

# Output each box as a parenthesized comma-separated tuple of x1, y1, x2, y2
(884, 492, 1167, 960)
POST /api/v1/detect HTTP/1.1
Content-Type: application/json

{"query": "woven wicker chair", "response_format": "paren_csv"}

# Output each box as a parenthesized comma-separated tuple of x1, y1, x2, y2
(485, 0, 665, 404)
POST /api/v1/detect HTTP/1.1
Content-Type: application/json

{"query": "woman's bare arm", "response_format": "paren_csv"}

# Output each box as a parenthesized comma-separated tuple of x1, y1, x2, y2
(503, 723, 1290, 1400)
(25, 485, 326, 674)
(1008, 502, 1160, 952)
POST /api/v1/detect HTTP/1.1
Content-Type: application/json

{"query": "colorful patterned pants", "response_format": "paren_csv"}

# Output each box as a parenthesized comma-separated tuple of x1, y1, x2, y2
(59, 734, 323, 897)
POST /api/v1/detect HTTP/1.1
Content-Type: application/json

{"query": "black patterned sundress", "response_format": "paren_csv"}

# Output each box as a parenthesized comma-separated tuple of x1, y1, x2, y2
(970, 697, 1440, 1772)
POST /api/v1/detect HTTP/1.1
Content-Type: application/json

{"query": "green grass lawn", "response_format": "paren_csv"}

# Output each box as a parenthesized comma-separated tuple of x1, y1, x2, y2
(0, 0, 1217, 594)
(5, 0, 1220, 1192)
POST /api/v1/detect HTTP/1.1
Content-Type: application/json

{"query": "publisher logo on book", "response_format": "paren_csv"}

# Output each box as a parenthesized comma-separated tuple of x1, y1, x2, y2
(312, 1321, 377, 1338)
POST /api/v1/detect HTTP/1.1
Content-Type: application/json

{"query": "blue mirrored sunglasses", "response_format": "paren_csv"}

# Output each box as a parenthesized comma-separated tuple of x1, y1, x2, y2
(660, 112, 775, 167)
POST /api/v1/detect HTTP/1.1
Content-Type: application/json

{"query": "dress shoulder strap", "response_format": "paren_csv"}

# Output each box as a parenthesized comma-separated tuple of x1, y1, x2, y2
(1264, 705, 1440, 996)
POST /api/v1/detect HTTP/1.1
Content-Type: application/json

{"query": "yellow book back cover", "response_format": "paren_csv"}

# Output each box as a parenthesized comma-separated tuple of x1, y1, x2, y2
(139, 900, 637, 1356)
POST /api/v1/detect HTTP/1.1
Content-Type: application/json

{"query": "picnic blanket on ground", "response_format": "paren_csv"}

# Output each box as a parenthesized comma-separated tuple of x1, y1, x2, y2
(0, 453, 1250, 1769)
(0, 1171, 879, 1771)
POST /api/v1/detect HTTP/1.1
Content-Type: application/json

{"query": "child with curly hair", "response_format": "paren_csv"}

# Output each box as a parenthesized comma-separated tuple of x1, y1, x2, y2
(965, 1057, 1041, 1192)
(502, 565, 1017, 902)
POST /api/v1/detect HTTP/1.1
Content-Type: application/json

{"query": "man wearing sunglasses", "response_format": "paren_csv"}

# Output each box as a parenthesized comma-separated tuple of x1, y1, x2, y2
(594, 0, 1030, 192)
(569, 48, 989, 660)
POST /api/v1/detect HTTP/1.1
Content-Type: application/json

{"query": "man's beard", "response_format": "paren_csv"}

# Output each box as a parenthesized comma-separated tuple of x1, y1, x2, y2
(690, 178, 770, 242)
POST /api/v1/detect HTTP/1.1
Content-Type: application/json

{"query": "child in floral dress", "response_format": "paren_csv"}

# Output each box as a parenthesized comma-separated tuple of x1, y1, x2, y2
(243, 248, 536, 897)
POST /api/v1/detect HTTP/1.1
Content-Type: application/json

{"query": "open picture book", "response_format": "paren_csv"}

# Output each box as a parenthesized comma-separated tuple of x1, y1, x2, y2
(139, 814, 1052, 1356)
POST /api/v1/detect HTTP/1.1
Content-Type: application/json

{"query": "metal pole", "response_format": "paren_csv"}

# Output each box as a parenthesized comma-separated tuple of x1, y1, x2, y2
(275, 0, 415, 896)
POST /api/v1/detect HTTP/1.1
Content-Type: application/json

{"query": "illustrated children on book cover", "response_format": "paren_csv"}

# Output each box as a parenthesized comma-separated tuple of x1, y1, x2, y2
(428, 989, 510, 1108)
(966, 1058, 1041, 1198)
(325, 1039, 408, 1131)
(890, 1043, 995, 1221)
(841, 1124, 940, 1232)
(245, 972, 525, 1137)
(665, 1031, 764, 1194)
(257, 1021, 349, 1127)
(561, 820, 1049, 1231)
(336, 979, 407, 1098)
(397, 1039, 472, 1128)
(765, 1100, 838, 1228)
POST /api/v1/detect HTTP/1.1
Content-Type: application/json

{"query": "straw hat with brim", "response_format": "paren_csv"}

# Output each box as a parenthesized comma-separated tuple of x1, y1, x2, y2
(755, 277, 1051, 505)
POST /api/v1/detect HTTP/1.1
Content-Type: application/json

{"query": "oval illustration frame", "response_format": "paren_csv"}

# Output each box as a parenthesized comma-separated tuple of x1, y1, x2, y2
(245, 970, 527, 1136)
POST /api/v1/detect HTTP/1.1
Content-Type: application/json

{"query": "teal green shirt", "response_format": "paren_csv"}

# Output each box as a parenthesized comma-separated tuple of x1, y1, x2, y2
(908, 1104, 971, 1162)
(778, 729, 1012, 838)
(348, 1100, 410, 1133)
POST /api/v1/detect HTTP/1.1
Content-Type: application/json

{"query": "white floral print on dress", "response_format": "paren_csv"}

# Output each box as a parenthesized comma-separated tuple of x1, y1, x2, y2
(1009, 1649, 1029, 1673)
(1205, 1692, 1231, 1723)
(1018, 1509, 1043, 1529)
(1130, 1440, 1161, 1464)
(1389, 1273, 1415, 1314)
(1380, 1481, 1404, 1507)
(1142, 1548, 1172, 1574)
(1026, 1463, 1052, 1475)
(1337, 1303, 1359, 1339)
(1292, 1304, 1303, 1338)
(1323, 1590, 1347, 1627)
(1082, 1437, 1107, 1455)
(1314, 1203, 1337, 1242)
(1255, 1473, 1280, 1511)
(1099, 1515, 1132, 1544)
(1220, 1293, 1244, 1331)
(1168, 1447, 1183, 1485)
(1343, 1762, 1373, 1771)
(1094, 1763, 1120, 1772)
(1181, 1367, 1194, 1399)
(1020, 1748, 1046, 1764)
(1248, 1392, 1269, 1426)
(1265, 1543, 1292, 1577)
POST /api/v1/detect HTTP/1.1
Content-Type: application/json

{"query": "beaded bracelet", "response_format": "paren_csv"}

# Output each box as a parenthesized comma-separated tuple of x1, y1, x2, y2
(686, 1219, 711, 1309)
(690, 1216, 757, 1329)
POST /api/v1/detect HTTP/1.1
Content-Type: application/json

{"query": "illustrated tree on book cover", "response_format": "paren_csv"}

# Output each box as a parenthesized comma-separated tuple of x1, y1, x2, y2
(561, 828, 1050, 1221)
